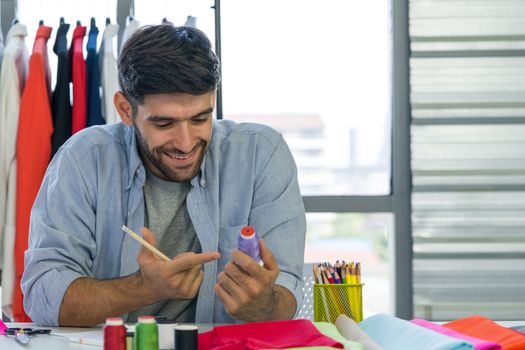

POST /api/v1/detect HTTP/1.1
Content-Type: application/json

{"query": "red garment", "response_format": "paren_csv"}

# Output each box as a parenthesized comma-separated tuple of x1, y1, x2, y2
(444, 315, 525, 350)
(198, 319, 344, 350)
(70, 25, 87, 134)
(14, 25, 53, 322)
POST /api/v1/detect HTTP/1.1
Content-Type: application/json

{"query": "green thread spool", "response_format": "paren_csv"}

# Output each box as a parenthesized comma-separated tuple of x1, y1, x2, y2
(134, 316, 159, 350)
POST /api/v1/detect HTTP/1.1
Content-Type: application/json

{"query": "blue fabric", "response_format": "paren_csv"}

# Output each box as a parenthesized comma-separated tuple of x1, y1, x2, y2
(21, 121, 306, 326)
(86, 25, 105, 126)
(359, 314, 473, 350)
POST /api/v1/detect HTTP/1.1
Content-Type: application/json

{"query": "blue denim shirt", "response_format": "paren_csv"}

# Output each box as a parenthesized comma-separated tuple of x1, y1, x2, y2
(21, 120, 306, 326)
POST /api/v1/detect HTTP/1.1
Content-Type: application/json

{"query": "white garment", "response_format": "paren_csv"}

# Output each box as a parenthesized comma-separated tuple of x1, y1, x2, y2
(184, 16, 197, 28)
(0, 29, 4, 71)
(119, 18, 140, 54)
(99, 23, 120, 124)
(0, 22, 29, 318)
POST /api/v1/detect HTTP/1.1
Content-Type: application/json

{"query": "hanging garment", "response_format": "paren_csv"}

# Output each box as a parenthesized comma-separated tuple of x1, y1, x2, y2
(86, 23, 104, 126)
(119, 17, 140, 53)
(14, 24, 53, 322)
(0, 29, 4, 71)
(99, 23, 119, 124)
(51, 22, 72, 157)
(184, 15, 197, 28)
(70, 24, 87, 134)
(0, 22, 29, 320)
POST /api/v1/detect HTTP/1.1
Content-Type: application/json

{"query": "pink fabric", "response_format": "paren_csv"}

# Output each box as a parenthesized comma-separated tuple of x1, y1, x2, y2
(198, 319, 344, 350)
(411, 319, 501, 350)
(0, 318, 7, 335)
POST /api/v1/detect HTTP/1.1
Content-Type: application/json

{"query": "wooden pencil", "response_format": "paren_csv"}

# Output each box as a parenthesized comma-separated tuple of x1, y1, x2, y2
(121, 225, 171, 262)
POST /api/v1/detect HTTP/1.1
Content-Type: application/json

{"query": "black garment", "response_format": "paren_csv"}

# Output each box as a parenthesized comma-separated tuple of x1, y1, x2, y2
(86, 24, 105, 126)
(51, 23, 72, 158)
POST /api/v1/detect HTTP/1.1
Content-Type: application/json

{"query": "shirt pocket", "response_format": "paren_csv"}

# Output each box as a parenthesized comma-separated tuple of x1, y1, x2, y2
(217, 224, 244, 262)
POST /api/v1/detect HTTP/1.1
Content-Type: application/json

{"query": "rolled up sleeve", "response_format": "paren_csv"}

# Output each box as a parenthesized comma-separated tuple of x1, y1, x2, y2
(249, 136, 306, 317)
(22, 147, 96, 326)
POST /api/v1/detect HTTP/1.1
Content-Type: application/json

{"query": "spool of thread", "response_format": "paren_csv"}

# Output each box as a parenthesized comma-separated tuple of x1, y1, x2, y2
(155, 316, 177, 349)
(135, 316, 159, 350)
(237, 226, 261, 264)
(104, 317, 126, 350)
(174, 325, 198, 350)
(125, 331, 134, 350)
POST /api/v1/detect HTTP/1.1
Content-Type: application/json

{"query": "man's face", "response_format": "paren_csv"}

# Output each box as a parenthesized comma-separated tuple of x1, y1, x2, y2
(132, 92, 215, 182)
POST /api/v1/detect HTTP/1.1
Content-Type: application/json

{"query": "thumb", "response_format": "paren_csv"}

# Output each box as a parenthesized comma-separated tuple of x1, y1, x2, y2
(137, 227, 159, 262)
(260, 239, 279, 272)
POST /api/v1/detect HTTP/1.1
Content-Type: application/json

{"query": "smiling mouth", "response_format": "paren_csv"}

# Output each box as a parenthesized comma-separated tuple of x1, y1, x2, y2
(162, 145, 200, 161)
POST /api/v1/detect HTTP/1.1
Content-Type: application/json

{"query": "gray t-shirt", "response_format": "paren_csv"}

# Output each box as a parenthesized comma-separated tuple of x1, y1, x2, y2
(127, 170, 201, 323)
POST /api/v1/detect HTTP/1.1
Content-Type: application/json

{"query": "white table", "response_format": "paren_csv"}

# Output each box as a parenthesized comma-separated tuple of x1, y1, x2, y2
(1, 322, 215, 349)
(1, 323, 104, 349)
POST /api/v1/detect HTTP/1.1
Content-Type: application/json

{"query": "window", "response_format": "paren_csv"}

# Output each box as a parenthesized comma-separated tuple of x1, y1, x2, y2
(221, 0, 392, 196)
(134, 0, 215, 43)
(305, 213, 393, 317)
(221, 0, 394, 315)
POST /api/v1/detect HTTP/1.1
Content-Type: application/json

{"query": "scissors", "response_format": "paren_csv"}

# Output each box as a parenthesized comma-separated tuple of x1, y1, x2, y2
(5, 327, 51, 344)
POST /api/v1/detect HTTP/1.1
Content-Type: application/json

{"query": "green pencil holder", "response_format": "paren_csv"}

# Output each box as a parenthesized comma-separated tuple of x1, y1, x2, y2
(313, 283, 363, 323)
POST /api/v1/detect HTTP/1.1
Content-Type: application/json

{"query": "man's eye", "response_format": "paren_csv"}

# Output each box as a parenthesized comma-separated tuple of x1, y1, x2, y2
(192, 116, 209, 124)
(155, 123, 172, 129)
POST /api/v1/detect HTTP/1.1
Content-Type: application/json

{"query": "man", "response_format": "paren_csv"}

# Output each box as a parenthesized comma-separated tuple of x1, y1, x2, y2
(21, 25, 306, 327)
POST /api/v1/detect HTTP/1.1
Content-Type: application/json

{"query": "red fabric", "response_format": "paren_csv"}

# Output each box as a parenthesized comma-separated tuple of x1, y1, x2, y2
(198, 320, 344, 350)
(70, 25, 87, 134)
(444, 315, 525, 350)
(14, 25, 54, 322)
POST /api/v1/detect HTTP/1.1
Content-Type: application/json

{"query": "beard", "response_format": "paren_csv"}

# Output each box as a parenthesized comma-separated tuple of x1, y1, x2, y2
(134, 127, 207, 182)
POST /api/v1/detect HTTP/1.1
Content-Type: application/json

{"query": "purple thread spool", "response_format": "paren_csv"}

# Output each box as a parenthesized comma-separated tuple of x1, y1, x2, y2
(237, 226, 262, 264)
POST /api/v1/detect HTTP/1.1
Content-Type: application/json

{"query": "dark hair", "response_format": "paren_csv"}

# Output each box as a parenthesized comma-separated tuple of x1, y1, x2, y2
(118, 24, 221, 110)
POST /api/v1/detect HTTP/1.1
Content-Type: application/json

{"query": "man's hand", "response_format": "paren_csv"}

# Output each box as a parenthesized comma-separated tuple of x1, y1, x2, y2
(137, 227, 220, 303)
(214, 239, 296, 321)
(59, 227, 220, 326)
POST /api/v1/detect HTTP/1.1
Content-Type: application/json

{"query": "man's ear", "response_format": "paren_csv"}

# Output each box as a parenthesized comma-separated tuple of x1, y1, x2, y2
(114, 92, 134, 126)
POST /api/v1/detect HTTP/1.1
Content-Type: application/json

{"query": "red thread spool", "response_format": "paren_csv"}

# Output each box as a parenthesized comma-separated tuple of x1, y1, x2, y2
(104, 317, 126, 350)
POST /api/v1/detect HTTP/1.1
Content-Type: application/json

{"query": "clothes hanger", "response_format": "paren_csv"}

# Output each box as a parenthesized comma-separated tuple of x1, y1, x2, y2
(106, 17, 111, 25)
(39, 19, 44, 25)
(60, 17, 65, 26)
(90, 17, 96, 28)
(76, 20, 81, 26)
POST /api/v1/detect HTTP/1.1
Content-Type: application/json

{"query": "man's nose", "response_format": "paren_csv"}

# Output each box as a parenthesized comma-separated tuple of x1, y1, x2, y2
(171, 122, 195, 153)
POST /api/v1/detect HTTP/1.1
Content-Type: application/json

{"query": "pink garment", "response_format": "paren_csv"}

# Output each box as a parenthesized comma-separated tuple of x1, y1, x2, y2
(198, 319, 344, 350)
(411, 319, 501, 350)
(0, 318, 7, 335)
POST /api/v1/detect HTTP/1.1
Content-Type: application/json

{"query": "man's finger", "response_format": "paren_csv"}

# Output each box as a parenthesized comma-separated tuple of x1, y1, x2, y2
(230, 249, 261, 276)
(260, 239, 279, 271)
(223, 261, 249, 287)
(137, 227, 159, 262)
(140, 227, 157, 245)
(172, 251, 220, 273)
(214, 283, 237, 316)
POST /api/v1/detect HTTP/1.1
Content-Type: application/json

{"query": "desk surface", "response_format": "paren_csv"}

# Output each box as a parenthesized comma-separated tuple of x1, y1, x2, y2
(1, 322, 215, 349)
(2, 321, 524, 349)
(2, 323, 103, 349)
